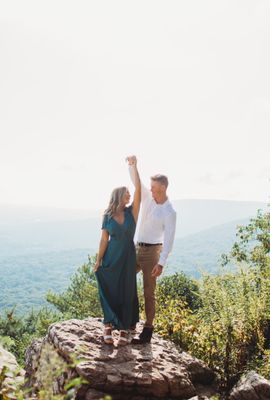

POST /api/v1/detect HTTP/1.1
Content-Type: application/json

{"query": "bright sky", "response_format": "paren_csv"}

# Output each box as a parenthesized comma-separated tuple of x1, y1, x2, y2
(1, 1, 270, 210)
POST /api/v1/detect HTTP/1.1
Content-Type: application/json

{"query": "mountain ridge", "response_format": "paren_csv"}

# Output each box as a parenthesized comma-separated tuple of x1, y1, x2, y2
(0, 199, 267, 313)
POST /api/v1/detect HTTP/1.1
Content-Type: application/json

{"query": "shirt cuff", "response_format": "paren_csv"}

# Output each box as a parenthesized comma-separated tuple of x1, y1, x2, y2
(158, 258, 166, 268)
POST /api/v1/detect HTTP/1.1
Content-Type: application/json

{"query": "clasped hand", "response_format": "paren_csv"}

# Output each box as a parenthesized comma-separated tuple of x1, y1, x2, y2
(126, 155, 137, 166)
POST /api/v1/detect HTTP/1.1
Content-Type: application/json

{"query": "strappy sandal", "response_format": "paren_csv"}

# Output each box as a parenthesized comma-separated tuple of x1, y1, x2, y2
(117, 330, 129, 346)
(103, 325, 113, 345)
(129, 325, 137, 335)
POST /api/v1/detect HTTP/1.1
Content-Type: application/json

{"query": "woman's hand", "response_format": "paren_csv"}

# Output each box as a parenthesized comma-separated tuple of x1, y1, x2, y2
(93, 259, 101, 272)
(126, 155, 137, 166)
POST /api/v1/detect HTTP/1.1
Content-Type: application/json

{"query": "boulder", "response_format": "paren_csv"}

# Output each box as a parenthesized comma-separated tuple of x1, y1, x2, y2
(0, 344, 25, 399)
(229, 370, 270, 400)
(25, 318, 216, 399)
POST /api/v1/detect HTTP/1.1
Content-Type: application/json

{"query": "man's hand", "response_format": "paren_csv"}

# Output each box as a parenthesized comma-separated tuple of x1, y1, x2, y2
(126, 155, 137, 166)
(151, 264, 163, 277)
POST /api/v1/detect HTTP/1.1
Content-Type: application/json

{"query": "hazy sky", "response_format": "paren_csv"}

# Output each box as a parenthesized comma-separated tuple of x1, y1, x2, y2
(1, 1, 270, 210)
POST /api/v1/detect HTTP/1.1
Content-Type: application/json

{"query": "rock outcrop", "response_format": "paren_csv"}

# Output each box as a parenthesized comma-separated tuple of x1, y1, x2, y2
(0, 344, 25, 399)
(229, 371, 270, 400)
(25, 318, 216, 399)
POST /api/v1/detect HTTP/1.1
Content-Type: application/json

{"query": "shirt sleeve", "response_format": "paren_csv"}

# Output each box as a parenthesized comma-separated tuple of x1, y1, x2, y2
(158, 211, 177, 267)
(128, 165, 151, 202)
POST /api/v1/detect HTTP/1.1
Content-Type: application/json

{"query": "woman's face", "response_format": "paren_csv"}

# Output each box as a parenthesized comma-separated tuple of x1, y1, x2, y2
(122, 189, 131, 205)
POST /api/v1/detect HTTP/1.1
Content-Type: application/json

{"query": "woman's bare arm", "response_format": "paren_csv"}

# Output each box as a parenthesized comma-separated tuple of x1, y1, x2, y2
(93, 228, 109, 271)
(126, 156, 141, 223)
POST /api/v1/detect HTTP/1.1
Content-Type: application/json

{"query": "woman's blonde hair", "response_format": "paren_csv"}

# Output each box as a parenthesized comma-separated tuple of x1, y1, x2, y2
(104, 186, 128, 218)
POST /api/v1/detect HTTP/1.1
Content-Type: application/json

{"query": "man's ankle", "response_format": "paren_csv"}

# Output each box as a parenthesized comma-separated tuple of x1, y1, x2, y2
(144, 324, 154, 329)
(132, 326, 154, 344)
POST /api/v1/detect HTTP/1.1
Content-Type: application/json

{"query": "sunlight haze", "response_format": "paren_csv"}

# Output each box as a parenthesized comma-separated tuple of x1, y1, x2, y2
(1, 0, 269, 210)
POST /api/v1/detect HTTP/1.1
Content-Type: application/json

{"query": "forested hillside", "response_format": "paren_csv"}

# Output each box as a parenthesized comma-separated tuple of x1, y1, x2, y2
(0, 200, 266, 313)
(0, 204, 270, 397)
(0, 218, 249, 313)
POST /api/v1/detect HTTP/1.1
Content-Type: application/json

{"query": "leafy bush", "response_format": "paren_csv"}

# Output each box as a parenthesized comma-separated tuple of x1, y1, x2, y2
(157, 272, 201, 310)
(0, 307, 61, 365)
(155, 204, 270, 390)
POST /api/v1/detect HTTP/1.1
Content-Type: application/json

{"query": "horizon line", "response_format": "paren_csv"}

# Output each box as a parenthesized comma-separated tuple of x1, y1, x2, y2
(0, 197, 268, 211)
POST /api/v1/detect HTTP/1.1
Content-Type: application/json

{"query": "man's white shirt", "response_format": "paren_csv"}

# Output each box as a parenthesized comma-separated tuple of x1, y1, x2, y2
(129, 166, 177, 267)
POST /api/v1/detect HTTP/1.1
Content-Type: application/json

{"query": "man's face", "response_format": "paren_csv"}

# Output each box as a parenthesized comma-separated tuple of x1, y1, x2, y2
(150, 180, 164, 200)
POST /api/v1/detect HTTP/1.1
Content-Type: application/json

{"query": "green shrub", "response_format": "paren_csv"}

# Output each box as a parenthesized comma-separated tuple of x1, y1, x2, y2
(157, 272, 201, 310)
(46, 257, 101, 319)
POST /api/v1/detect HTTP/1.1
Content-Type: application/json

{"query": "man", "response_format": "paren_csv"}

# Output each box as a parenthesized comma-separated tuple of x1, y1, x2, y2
(127, 156, 177, 344)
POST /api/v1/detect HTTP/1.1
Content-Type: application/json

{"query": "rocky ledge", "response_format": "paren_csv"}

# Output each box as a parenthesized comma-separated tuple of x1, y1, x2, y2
(0, 344, 25, 399)
(25, 318, 216, 399)
(229, 371, 270, 400)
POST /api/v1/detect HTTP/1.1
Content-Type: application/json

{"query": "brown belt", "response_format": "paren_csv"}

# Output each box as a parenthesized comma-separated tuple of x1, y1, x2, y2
(137, 242, 162, 247)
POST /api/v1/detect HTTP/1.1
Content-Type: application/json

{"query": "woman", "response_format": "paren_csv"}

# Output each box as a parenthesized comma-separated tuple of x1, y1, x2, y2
(94, 158, 141, 346)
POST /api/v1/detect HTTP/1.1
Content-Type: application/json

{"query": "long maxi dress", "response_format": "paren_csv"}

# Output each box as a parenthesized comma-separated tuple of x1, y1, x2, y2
(95, 205, 139, 330)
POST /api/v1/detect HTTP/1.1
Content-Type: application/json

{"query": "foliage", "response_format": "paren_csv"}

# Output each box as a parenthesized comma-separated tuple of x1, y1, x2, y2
(154, 272, 201, 351)
(0, 336, 15, 351)
(155, 265, 270, 389)
(1, 204, 270, 394)
(195, 267, 270, 385)
(157, 272, 201, 311)
(0, 257, 102, 367)
(0, 307, 61, 365)
(0, 256, 102, 367)
(0, 343, 90, 400)
(0, 217, 249, 315)
(0, 249, 91, 315)
(46, 257, 101, 319)
(155, 204, 270, 390)
(155, 297, 194, 350)
(222, 207, 270, 271)
(253, 349, 270, 380)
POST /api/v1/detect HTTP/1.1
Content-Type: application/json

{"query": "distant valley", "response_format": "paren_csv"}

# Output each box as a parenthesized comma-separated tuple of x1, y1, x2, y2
(0, 200, 267, 313)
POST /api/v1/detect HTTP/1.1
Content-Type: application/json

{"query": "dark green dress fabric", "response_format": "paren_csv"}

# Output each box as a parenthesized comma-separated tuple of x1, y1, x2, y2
(95, 205, 139, 330)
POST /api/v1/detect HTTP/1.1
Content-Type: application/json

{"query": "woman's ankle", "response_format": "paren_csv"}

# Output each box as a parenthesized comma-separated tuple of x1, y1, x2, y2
(103, 325, 113, 344)
(117, 330, 129, 346)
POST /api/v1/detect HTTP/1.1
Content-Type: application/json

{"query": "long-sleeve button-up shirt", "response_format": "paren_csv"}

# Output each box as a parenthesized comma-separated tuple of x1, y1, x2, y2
(129, 166, 177, 267)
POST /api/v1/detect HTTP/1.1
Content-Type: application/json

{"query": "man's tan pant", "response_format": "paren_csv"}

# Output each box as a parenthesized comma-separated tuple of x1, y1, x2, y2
(136, 244, 162, 327)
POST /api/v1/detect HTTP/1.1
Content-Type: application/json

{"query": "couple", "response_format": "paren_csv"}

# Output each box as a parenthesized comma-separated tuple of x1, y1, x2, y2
(94, 156, 176, 346)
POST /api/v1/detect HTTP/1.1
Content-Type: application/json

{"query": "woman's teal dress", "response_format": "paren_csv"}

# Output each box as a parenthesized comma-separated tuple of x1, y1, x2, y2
(95, 205, 139, 330)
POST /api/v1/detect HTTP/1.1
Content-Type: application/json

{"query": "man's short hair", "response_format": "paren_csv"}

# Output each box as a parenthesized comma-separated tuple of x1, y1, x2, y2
(151, 174, 169, 188)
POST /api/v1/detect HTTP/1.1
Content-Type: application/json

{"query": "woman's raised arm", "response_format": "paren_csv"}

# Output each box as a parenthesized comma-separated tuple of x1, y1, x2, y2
(126, 155, 141, 223)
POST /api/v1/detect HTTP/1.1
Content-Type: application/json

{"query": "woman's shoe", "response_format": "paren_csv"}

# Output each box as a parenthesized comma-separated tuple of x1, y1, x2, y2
(129, 325, 137, 335)
(117, 330, 129, 346)
(103, 325, 113, 345)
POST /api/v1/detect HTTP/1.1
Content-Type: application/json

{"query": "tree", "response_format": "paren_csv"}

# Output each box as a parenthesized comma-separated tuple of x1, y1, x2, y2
(222, 205, 270, 272)
(46, 256, 101, 319)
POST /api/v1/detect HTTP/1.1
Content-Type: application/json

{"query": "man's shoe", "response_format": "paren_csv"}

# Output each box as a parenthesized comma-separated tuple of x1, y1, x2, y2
(131, 326, 153, 344)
